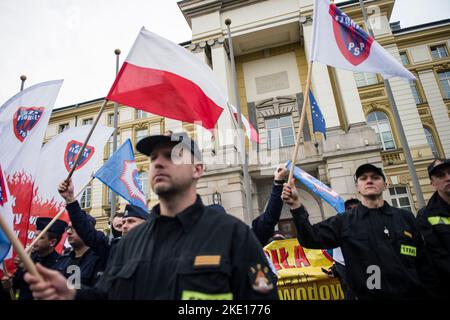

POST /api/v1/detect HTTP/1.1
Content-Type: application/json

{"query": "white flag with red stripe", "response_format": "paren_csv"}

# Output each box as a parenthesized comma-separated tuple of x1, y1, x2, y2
(28, 125, 113, 248)
(0, 80, 62, 272)
(107, 27, 227, 130)
(229, 104, 261, 144)
(310, 0, 415, 81)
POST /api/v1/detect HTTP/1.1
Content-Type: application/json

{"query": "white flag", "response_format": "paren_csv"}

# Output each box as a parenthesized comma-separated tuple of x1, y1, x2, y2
(0, 164, 14, 262)
(28, 125, 113, 245)
(310, 0, 415, 81)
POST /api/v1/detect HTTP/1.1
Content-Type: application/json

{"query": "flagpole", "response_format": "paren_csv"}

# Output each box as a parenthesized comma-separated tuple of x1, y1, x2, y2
(225, 19, 254, 222)
(0, 213, 42, 281)
(20, 75, 27, 92)
(25, 176, 95, 254)
(110, 48, 121, 224)
(287, 62, 313, 183)
(66, 99, 108, 180)
(358, 0, 425, 208)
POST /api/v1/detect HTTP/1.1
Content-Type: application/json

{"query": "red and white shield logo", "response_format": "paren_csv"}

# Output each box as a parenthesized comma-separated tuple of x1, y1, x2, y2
(329, 3, 373, 66)
(64, 140, 95, 172)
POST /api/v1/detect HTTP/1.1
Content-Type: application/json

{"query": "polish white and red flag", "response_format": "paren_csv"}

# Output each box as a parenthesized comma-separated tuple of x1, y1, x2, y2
(0, 80, 63, 274)
(107, 27, 227, 130)
(229, 104, 261, 144)
(310, 0, 415, 81)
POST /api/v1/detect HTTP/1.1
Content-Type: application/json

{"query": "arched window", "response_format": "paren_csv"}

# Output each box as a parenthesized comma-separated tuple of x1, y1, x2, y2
(366, 111, 396, 151)
(137, 171, 149, 200)
(424, 127, 439, 158)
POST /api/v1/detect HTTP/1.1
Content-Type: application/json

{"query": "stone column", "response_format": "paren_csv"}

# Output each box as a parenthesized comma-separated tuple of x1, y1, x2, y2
(418, 69, 450, 157)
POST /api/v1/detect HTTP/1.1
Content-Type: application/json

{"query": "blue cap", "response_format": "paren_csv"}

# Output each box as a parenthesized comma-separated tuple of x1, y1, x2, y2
(123, 204, 148, 220)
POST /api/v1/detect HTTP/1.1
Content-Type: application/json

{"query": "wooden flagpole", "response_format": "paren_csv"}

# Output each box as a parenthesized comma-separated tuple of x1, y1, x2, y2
(25, 176, 95, 254)
(0, 213, 42, 281)
(287, 62, 313, 183)
(66, 99, 109, 181)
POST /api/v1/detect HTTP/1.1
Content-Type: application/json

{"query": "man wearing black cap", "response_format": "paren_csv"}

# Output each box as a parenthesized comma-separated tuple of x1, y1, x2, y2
(281, 163, 438, 299)
(57, 179, 148, 271)
(54, 217, 102, 287)
(13, 217, 67, 300)
(24, 132, 277, 300)
(416, 158, 450, 298)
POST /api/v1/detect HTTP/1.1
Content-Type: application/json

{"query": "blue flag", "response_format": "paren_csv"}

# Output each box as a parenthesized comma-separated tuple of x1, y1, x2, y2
(94, 139, 147, 211)
(309, 90, 326, 139)
(286, 160, 345, 214)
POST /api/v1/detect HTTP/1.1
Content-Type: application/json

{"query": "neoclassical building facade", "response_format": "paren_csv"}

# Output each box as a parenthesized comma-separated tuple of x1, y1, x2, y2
(45, 0, 450, 235)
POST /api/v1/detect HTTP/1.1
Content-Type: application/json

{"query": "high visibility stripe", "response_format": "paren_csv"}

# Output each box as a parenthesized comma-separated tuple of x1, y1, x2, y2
(400, 245, 417, 257)
(428, 216, 450, 226)
(181, 290, 233, 300)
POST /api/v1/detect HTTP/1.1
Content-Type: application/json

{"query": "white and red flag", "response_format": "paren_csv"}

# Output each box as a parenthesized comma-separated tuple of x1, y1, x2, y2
(0, 164, 14, 264)
(310, 0, 415, 81)
(107, 27, 227, 130)
(0, 80, 63, 273)
(28, 125, 113, 250)
(229, 104, 261, 144)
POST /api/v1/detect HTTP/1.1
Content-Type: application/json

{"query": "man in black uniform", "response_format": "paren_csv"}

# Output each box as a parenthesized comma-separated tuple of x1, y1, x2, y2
(57, 179, 148, 271)
(416, 158, 450, 298)
(55, 216, 102, 287)
(24, 132, 277, 300)
(282, 163, 438, 299)
(13, 217, 67, 300)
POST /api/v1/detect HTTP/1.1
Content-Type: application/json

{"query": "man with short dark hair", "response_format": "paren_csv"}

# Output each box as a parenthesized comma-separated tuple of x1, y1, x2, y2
(416, 158, 450, 298)
(25, 132, 277, 300)
(282, 163, 438, 299)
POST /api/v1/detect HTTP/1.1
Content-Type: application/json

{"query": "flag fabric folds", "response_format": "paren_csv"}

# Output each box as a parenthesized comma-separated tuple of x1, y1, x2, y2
(107, 27, 227, 130)
(94, 139, 147, 211)
(229, 104, 261, 143)
(286, 160, 345, 214)
(309, 90, 326, 139)
(310, 0, 415, 81)
(0, 164, 13, 263)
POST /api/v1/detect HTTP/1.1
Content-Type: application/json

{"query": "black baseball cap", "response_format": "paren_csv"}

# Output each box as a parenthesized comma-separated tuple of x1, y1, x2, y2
(354, 164, 386, 181)
(428, 158, 450, 178)
(136, 131, 202, 161)
(36, 217, 68, 236)
(123, 204, 149, 221)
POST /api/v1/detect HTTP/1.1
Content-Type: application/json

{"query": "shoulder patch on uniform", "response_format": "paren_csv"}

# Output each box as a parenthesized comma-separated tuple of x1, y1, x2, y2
(249, 263, 274, 294)
(403, 231, 413, 238)
(194, 255, 221, 267)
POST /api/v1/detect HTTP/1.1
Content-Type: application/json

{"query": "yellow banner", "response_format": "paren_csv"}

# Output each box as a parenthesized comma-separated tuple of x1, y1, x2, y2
(264, 238, 343, 300)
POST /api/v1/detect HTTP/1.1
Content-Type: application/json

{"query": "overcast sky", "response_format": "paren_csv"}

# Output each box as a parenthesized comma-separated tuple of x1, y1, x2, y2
(1, 0, 449, 109)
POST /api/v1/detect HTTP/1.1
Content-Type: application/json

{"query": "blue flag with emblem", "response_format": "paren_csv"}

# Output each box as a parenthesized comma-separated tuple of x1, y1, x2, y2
(309, 90, 326, 139)
(286, 160, 345, 214)
(94, 139, 147, 211)
(0, 164, 13, 263)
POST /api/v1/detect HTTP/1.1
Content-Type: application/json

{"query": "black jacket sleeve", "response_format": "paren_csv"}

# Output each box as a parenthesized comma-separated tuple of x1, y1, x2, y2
(75, 285, 108, 300)
(230, 223, 278, 300)
(416, 209, 450, 277)
(66, 201, 109, 260)
(251, 183, 283, 245)
(291, 205, 343, 249)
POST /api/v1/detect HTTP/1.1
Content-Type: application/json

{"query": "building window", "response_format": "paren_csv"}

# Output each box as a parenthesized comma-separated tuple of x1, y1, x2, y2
(107, 112, 119, 126)
(430, 44, 448, 59)
(136, 110, 149, 119)
(58, 123, 69, 133)
(80, 184, 92, 209)
(136, 128, 148, 143)
(266, 115, 295, 149)
(354, 72, 378, 87)
(389, 186, 413, 212)
(400, 51, 410, 66)
(137, 171, 148, 200)
(409, 81, 423, 104)
(438, 70, 450, 99)
(424, 127, 439, 158)
(106, 187, 119, 206)
(367, 111, 396, 151)
(107, 135, 121, 158)
(82, 118, 93, 125)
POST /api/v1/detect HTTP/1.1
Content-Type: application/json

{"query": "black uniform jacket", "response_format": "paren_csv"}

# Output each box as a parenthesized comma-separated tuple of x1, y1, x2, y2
(76, 196, 278, 300)
(416, 192, 450, 298)
(55, 248, 102, 286)
(291, 202, 439, 299)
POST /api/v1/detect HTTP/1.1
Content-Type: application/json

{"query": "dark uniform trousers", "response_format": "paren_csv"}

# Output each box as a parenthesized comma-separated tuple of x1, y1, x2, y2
(76, 196, 278, 300)
(291, 202, 439, 299)
(55, 248, 102, 287)
(416, 192, 450, 298)
(13, 251, 60, 300)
